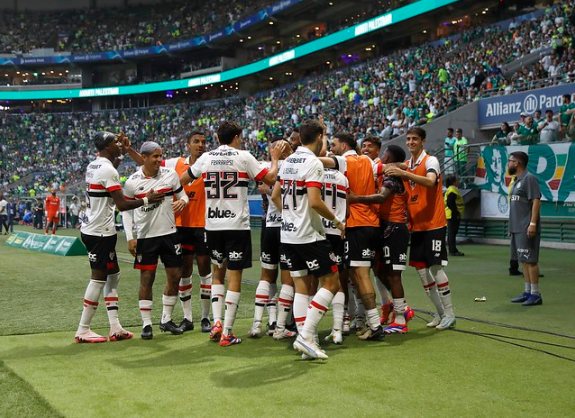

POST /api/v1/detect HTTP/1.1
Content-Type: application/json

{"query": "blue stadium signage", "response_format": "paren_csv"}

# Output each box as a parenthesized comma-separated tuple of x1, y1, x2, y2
(479, 83, 575, 126)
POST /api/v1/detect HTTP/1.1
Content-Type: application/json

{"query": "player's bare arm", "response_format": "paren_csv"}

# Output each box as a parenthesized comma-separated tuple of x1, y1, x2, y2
(385, 166, 437, 188)
(110, 189, 164, 211)
(271, 181, 282, 212)
(261, 141, 288, 185)
(348, 186, 392, 204)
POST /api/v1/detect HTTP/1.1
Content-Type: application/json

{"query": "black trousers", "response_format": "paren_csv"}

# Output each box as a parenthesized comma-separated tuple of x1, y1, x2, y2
(447, 217, 460, 254)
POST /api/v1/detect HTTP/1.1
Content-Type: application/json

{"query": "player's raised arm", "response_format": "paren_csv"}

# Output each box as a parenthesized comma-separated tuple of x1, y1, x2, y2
(261, 140, 288, 186)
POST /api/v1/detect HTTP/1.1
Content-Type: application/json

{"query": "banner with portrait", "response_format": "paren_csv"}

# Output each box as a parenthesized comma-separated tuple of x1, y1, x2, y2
(474, 143, 575, 203)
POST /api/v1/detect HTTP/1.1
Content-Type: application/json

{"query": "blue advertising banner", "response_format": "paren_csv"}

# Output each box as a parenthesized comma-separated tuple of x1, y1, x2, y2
(478, 83, 575, 127)
(0, 0, 303, 67)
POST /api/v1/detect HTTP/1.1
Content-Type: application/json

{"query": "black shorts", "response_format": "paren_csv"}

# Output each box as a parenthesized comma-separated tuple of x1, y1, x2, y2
(380, 222, 409, 271)
(510, 232, 540, 264)
(177, 227, 208, 256)
(260, 226, 281, 270)
(346, 226, 380, 267)
(326, 233, 347, 271)
(409, 227, 448, 268)
(81, 233, 119, 271)
(281, 240, 338, 279)
(206, 229, 252, 270)
(135, 233, 183, 270)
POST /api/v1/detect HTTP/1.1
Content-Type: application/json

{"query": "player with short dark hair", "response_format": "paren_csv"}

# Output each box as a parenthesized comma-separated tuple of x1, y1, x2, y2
(44, 188, 60, 235)
(123, 142, 189, 340)
(349, 145, 415, 334)
(180, 121, 285, 346)
(385, 126, 456, 330)
(75, 131, 164, 344)
(272, 117, 345, 359)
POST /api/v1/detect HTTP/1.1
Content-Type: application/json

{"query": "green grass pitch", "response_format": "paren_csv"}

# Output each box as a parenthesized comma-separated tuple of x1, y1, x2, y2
(1, 225, 574, 417)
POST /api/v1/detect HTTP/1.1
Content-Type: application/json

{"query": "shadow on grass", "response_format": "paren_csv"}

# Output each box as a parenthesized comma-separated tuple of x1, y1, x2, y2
(0, 360, 63, 418)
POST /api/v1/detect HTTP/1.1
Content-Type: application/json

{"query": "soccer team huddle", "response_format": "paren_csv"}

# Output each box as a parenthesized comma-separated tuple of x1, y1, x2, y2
(75, 117, 456, 360)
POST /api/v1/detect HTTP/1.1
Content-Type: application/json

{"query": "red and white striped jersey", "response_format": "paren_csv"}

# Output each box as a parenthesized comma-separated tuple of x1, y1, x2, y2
(81, 157, 122, 237)
(278, 146, 326, 244)
(321, 168, 348, 236)
(264, 160, 283, 228)
(189, 145, 269, 231)
(123, 167, 186, 239)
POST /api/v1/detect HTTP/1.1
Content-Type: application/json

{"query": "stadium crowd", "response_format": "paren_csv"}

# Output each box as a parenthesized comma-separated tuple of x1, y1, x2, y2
(0, 0, 412, 55)
(1, 3, 575, 198)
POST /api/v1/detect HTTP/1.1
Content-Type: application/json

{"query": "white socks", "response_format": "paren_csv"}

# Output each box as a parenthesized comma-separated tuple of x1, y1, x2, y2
(223, 290, 241, 336)
(178, 276, 193, 321)
(77, 279, 106, 334)
(211, 284, 225, 323)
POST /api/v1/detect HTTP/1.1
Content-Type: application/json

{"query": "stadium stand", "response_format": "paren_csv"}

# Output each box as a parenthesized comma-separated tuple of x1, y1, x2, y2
(1, 2, 574, 198)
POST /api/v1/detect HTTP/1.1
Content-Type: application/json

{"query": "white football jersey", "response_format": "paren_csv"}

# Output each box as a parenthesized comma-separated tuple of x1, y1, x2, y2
(81, 157, 122, 237)
(321, 169, 348, 236)
(190, 145, 268, 231)
(265, 160, 283, 228)
(123, 167, 186, 239)
(278, 146, 326, 244)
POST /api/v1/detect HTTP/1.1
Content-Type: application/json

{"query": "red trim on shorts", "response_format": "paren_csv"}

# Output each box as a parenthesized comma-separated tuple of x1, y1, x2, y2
(409, 261, 428, 269)
(106, 262, 116, 269)
(181, 244, 195, 251)
(135, 264, 158, 271)
(330, 264, 338, 273)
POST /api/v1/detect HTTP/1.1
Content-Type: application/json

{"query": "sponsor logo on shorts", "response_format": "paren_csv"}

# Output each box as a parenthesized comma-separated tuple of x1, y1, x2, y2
(261, 252, 271, 262)
(229, 251, 243, 261)
(306, 259, 320, 270)
(362, 249, 376, 259)
(207, 207, 237, 219)
(88, 252, 97, 262)
(330, 252, 341, 265)
(399, 253, 407, 262)
(211, 249, 224, 260)
(434, 253, 441, 258)
(280, 253, 292, 268)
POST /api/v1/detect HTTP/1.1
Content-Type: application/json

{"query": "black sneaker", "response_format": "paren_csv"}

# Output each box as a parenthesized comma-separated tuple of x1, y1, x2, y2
(509, 270, 523, 276)
(200, 318, 211, 333)
(159, 320, 184, 335)
(141, 325, 153, 340)
(357, 326, 385, 341)
(266, 321, 277, 336)
(179, 318, 194, 332)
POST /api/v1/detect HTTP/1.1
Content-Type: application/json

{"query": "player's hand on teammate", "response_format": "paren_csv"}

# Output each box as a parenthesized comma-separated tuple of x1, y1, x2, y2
(336, 222, 345, 239)
(172, 199, 187, 213)
(116, 131, 130, 153)
(384, 165, 405, 178)
(128, 239, 137, 257)
(257, 182, 270, 195)
(270, 140, 288, 161)
(146, 189, 164, 204)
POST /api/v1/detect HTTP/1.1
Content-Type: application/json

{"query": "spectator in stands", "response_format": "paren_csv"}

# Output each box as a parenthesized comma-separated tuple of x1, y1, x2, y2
(444, 175, 465, 257)
(453, 128, 469, 178)
(444, 128, 456, 174)
(538, 110, 561, 144)
(492, 122, 512, 145)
